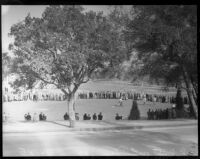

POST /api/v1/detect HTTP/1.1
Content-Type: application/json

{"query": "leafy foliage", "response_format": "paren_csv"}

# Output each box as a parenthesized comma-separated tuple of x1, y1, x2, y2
(9, 5, 116, 94)
(124, 5, 197, 86)
(2, 52, 12, 78)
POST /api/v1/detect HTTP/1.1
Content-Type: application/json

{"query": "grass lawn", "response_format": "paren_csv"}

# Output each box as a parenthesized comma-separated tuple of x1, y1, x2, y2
(3, 80, 187, 121)
(3, 99, 175, 121)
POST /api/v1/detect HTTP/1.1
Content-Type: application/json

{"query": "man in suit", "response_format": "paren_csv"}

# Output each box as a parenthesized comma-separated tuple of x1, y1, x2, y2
(98, 112, 103, 120)
(42, 114, 47, 121)
(83, 113, 87, 120)
(147, 109, 151, 120)
(39, 112, 43, 121)
(93, 113, 97, 120)
(87, 114, 91, 120)
(27, 113, 31, 121)
(115, 113, 121, 120)
(64, 112, 69, 120)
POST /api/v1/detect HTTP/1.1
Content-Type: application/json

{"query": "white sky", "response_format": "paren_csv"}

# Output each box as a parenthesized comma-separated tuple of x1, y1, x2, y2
(1, 5, 112, 56)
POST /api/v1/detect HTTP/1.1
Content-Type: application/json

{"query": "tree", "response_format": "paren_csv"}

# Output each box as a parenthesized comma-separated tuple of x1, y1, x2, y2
(124, 5, 198, 118)
(128, 100, 140, 120)
(94, 6, 130, 79)
(2, 52, 12, 79)
(9, 5, 114, 127)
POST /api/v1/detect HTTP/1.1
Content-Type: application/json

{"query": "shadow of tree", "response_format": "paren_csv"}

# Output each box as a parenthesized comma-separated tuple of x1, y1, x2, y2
(47, 121, 70, 128)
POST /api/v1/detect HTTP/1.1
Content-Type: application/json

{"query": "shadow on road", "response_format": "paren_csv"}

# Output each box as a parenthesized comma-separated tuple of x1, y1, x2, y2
(46, 121, 70, 128)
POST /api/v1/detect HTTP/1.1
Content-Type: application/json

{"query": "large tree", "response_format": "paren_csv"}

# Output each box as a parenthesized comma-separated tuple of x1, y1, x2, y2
(2, 52, 12, 79)
(124, 5, 198, 118)
(9, 5, 114, 127)
(92, 6, 130, 79)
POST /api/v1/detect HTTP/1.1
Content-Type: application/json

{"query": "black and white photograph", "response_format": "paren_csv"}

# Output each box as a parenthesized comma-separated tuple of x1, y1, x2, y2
(2, 5, 198, 156)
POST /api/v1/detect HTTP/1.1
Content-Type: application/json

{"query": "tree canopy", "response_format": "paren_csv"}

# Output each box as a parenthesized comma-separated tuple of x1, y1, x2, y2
(2, 52, 12, 79)
(9, 5, 131, 127)
(124, 5, 197, 118)
(9, 5, 115, 95)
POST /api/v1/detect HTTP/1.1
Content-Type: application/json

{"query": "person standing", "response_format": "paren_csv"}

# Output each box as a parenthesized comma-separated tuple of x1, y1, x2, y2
(87, 114, 91, 120)
(168, 108, 172, 119)
(42, 113, 47, 121)
(147, 109, 151, 120)
(3, 112, 6, 122)
(166, 108, 169, 119)
(119, 97, 123, 106)
(153, 96, 156, 104)
(33, 113, 37, 122)
(39, 112, 43, 121)
(143, 96, 147, 105)
(83, 113, 87, 120)
(98, 112, 103, 120)
(172, 104, 176, 119)
(27, 113, 31, 121)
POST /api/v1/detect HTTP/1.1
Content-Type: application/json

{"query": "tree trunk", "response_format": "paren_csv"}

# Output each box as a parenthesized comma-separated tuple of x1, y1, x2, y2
(190, 80, 197, 105)
(182, 67, 198, 119)
(191, 88, 197, 105)
(67, 93, 76, 128)
(190, 75, 198, 98)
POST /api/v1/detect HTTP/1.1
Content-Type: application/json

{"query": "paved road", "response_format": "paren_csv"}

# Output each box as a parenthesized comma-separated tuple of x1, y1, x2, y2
(3, 125, 198, 156)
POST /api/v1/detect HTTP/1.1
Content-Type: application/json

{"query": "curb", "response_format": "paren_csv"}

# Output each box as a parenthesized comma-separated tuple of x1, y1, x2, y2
(72, 123, 197, 132)
(3, 123, 197, 134)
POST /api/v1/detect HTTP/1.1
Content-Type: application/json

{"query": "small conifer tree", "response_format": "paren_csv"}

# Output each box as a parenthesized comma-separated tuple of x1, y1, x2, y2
(128, 100, 140, 120)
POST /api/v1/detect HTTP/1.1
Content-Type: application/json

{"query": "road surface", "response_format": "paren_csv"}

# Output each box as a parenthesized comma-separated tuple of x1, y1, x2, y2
(3, 125, 198, 156)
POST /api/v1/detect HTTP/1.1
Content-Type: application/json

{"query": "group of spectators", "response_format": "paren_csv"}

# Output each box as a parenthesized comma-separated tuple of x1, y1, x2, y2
(3, 92, 65, 102)
(115, 113, 123, 120)
(64, 112, 104, 121)
(2, 89, 190, 105)
(147, 107, 177, 120)
(64, 112, 80, 120)
(39, 112, 47, 121)
(83, 112, 103, 120)
(63, 112, 124, 121)
(24, 112, 47, 121)
(24, 113, 32, 121)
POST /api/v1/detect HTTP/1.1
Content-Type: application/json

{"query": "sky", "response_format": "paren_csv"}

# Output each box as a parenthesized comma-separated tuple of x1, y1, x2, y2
(1, 5, 111, 55)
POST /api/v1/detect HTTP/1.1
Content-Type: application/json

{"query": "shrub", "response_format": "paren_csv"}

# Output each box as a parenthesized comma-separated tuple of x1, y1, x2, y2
(175, 109, 189, 118)
(128, 100, 140, 120)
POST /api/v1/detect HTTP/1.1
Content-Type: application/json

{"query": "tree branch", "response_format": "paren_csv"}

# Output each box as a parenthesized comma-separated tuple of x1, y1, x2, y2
(81, 78, 89, 84)
(34, 73, 59, 88)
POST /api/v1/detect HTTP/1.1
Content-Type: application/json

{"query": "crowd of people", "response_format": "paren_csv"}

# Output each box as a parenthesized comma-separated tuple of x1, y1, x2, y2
(64, 112, 104, 121)
(115, 113, 123, 120)
(83, 112, 103, 120)
(24, 112, 47, 121)
(24, 113, 32, 121)
(63, 112, 123, 121)
(3, 91, 66, 102)
(39, 112, 47, 121)
(64, 112, 80, 120)
(2, 90, 190, 105)
(147, 107, 177, 120)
